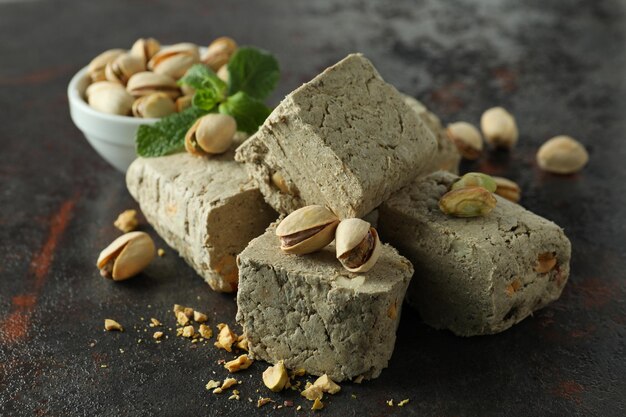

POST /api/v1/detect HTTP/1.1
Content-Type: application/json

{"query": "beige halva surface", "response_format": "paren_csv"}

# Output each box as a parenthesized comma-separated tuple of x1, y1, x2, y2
(126, 134, 277, 293)
(236, 226, 414, 382)
(378, 171, 572, 337)
(235, 53, 438, 218)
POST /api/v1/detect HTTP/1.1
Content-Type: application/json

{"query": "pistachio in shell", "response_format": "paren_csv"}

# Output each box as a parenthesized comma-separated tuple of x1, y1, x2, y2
(148, 42, 200, 79)
(439, 186, 497, 218)
(87, 49, 125, 83)
(276, 205, 339, 255)
(335, 218, 381, 273)
(185, 113, 237, 156)
(126, 71, 180, 99)
(132, 92, 176, 118)
(202, 37, 238, 70)
(105, 53, 145, 86)
(96, 231, 156, 281)
(451, 172, 497, 193)
(130, 37, 161, 65)
(446, 121, 483, 160)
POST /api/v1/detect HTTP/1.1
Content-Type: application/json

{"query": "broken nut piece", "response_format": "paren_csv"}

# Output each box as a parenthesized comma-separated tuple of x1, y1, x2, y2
(493, 176, 521, 203)
(276, 205, 340, 255)
(224, 354, 254, 373)
(214, 323, 237, 352)
(311, 398, 324, 410)
(104, 319, 123, 331)
(262, 360, 289, 392)
(181, 325, 195, 338)
(535, 252, 557, 273)
(193, 311, 208, 323)
(199, 324, 213, 339)
(113, 209, 139, 233)
(313, 374, 341, 394)
(176, 311, 190, 326)
(301, 383, 324, 401)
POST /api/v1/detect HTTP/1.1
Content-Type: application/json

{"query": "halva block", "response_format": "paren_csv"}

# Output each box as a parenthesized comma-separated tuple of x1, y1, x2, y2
(378, 171, 571, 336)
(235, 53, 437, 218)
(126, 138, 277, 292)
(236, 227, 413, 381)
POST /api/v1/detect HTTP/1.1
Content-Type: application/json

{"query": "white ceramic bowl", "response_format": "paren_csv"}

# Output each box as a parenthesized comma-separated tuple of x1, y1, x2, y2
(67, 66, 160, 173)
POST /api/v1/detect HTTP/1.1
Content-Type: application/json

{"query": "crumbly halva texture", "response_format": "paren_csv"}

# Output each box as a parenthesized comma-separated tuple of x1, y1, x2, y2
(126, 134, 277, 292)
(236, 226, 414, 381)
(378, 171, 571, 336)
(235, 53, 437, 218)
(402, 95, 460, 174)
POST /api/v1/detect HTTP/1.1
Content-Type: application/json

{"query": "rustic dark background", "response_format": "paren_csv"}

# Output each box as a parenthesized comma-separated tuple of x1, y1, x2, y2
(1, 0, 625, 416)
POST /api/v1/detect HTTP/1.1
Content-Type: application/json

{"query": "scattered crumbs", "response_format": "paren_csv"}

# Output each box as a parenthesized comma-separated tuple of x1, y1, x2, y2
(257, 397, 273, 408)
(197, 295, 201, 300)
(150, 318, 161, 327)
(206, 380, 221, 391)
(89, 342, 96, 348)
(104, 319, 123, 332)
(194, 311, 208, 323)
(213, 387, 223, 394)
(157, 248, 165, 257)
(387, 399, 394, 407)
(221, 378, 238, 390)
(353, 375, 364, 384)
(311, 398, 324, 411)
(297, 405, 302, 411)
(198, 324, 213, 339)
(351, 394, 357, 399)
(228, 394, 240, 401)
(277, 405, 283, 409)
(247, 398, 253, 403)
(147, 304, 152, 308)
(100, 364, 108, 368)
(137, 339, 143, 344)
(217, 359, 226, 365)
(153, 331, 164, 340)
(398, 399, 410, 407)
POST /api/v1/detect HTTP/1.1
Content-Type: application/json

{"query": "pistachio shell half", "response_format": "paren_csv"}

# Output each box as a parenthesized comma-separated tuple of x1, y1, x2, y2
(185, 113, 237, 156)
(126, 71, 180, 99)
(202, 37, 238, 70)
(335, 218, 381, 273)
(439, 186, 497, 218)
(451, 172, 497, 193)
(96, 231, 156, 281)
(132, 92, 176, 118)
(105, 53, 145, 86)
(148, 43, 200, 79)
(276, 205, 339, 255)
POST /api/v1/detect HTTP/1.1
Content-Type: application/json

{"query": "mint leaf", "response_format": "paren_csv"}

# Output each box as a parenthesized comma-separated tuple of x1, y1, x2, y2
(219, 91, 271, 134)
(193, 88, 222, 111)
(180, 64, 227, 110)
(136, 107, 207, 157)
(228, 47, 279, 100)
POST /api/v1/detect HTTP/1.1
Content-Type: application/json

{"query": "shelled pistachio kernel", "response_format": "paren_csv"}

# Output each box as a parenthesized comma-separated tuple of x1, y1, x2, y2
(492, 176, 521, 203)
(480, 106, 518, 149)
(263, 360, 289, 392)
(276, 205, 339, 255)
(185, 113, 237, 156)
(446, 122, 483, 160)
(96, 231, 156, 281)
(536, 135, 589, 174)
(439, 186, 497, 218)
(451, 172, 497, 193)
(335, 218, 381, 273)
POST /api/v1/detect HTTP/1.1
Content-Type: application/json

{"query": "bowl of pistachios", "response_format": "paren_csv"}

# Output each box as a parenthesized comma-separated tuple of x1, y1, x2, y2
(68, 37, 232, 172)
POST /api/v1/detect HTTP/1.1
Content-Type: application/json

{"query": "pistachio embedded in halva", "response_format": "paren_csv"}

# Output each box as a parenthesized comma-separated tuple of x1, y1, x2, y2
(184, 113, 237, 156)
(536, 135, 588, 174)
(276, 205, 339, 255)
(480, 107, 518, 149)
(96, 231, 156, 281)
(105, 53, 145, 86)
(492, 176, 521, 203)
(439, 186, 497, 218)
(148, 42, 200, 79)
(446, 121, 483, 160)
(335, 218, 381, 273)
(126, 71, 181, 99)
(451, 172, 497, 193)
(87, 49, 125, 83)
(202, 37, 238, 71)
(130, 37, 161, 66)
(132, 92, 176, 118)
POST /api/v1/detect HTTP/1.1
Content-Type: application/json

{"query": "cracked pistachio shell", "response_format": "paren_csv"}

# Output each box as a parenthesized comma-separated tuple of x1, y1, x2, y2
(105, 53, 145, 85)
(87, 82, 134, 116)
(493, 176, 521, 203)
(451, 172, 497, 193)
(185, 113, 236, 156)
(130, 37, 161, 65)
(537, 135, 588, 174)
(88, 49, 125, 82)
(202, 37, 238, 70)
(335, 218, 381, 273)
(96, 231, 156, 281)
(132, 92, 176, 118)
(148, 42, 200, 79)
(276, 205, 339, 255)
(480, 107, 518, 149)
(446, 122, 483, 160)
(126, 71, 180, 99)
(439, 186, 497, 217)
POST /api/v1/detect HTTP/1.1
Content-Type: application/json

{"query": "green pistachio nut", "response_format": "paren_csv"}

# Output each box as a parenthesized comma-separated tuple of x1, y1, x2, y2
(439, 186, 497, 217)
(451, 172, 497, 193)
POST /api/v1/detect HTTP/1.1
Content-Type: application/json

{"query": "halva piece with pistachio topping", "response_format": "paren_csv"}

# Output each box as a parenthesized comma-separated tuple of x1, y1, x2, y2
(378, 171, 571, 337)
(126, 134, 277, 292)
(236, 225, 413, 381)
(235, 53, 437, 218)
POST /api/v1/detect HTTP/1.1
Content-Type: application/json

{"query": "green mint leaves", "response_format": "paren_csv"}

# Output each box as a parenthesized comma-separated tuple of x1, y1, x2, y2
(227, 47, 280, 100)
(136, 107, 207, 157)
(136, 46, 279, 157)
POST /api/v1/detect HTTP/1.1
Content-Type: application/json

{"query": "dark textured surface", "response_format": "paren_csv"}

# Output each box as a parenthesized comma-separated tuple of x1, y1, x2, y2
(1, 0, 625, 416)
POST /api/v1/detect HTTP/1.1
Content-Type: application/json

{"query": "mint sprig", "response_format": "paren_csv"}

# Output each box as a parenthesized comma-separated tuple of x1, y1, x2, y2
(135, 46, 280, 158)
